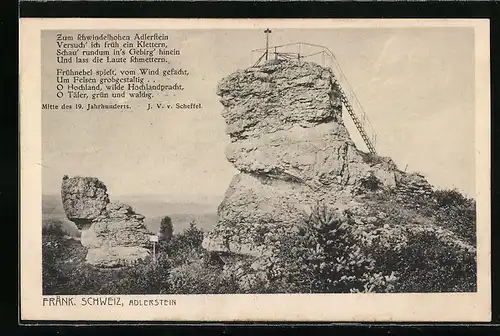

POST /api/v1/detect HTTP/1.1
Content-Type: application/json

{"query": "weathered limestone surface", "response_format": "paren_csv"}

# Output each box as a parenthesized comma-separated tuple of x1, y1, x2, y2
(201, 60, 476, 293)
(203, 60, 399, 256)
(61, 176, 151, 268)
(61, 176, 109, 228)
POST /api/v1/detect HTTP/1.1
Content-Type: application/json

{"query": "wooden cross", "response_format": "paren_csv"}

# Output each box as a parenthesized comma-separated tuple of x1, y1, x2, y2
(264, 28, 272, 60)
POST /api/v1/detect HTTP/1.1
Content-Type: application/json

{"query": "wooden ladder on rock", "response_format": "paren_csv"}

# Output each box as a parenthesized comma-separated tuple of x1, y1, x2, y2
(251, 41, 378, 155)
(335, 78, 377, 155)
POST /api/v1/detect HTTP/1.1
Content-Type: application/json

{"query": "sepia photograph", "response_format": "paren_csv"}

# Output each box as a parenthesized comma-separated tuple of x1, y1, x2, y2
(20, 19, 490, 321)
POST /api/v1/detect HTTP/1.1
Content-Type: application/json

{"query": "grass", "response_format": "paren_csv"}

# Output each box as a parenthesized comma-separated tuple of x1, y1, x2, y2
(42, 186, 476, 295)
(42, 220, 233, 295)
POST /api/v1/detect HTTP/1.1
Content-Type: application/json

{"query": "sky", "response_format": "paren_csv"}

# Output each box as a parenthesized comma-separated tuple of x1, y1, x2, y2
(42, 27, 476, 200)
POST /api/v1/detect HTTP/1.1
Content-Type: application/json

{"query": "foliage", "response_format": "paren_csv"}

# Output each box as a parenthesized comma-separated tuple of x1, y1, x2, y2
(161, 220, 205, 263)
(42, 219, 229, 295)
(42, 197, 476, 295)
(352, 188, 477, 292)
(434, 188, 474, 208)
(42, 236, 64, 294)
(432, 189, 476, 244)
(169, 259, 226, 294)
(362, 187, 476, 245)
(183, 220, 205, 247)
(42, 232, 175, 295)
(368, 227, 476, 292)
(359, 152, 385, 165)
(260, 196, 476, 293)
(42, 234, 101, 295)
(42, 218, 66, 237)
(159, 216, 174, 243)
(359, 174, 382, 192)
(264, 203, 397, 293)
(400, 230, 476, 292)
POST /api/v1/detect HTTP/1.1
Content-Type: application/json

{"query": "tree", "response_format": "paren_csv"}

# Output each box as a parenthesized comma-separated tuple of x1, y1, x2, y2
(158, 216, 173, 243)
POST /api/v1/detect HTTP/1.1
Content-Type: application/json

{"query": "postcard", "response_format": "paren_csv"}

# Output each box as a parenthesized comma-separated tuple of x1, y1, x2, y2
(20, 18, 491, 322)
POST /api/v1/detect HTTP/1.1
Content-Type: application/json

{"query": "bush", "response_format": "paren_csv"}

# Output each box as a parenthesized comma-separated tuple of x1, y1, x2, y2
(42, 236, 63, 294)
(169, 258, 225, 294)
(359, 174, 382, 192)
(42, 233, 174, 295)
(349, 188, 477, 292)
(42, 218, 66, 237)
(434, 189, 472, 207)
(370, 228, 476, 292)
(433, 188, 476, 244)
(265, 203, 397, 293)
(42, 200, 476, 295)
(182, 220, 205, 247)
(162, 220, 205, 263)
(360, 152, 384, 165)
(103, 252, 173, 294)
(42, 218, 215, 295)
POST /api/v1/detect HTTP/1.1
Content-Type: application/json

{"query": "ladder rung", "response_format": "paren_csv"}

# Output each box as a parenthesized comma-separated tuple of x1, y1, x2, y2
(334, 73, 376, 154)
(341, 98, 377, 154)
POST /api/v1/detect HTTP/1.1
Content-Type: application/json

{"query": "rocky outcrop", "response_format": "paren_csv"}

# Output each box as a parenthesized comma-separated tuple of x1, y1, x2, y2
(61, 175, 109, 228)
(203, 60, 400, 256)
(61, 176, 151, 268)
(395, 172, 434, 198)
(200, 59, 475, 293)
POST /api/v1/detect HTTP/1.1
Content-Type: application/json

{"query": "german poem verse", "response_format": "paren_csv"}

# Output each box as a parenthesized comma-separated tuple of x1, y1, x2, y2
(41, 31, 203, 112)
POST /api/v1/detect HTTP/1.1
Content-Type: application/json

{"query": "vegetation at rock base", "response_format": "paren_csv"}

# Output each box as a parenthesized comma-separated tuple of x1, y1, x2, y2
(42, 219, 236, 295)
(359, 173, 383, 192)
(354, 187, 476, 292)
(258, 203, 398, 293)
(43, 187, 476, 295)
(42, 218, 67, 237)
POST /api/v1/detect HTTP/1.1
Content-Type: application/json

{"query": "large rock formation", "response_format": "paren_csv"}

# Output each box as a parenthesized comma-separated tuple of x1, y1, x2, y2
(61, 176, 151, 268)
(201, 60, 476, 293)
(61, 176, 109, 228)
(202, 60, 401, 256)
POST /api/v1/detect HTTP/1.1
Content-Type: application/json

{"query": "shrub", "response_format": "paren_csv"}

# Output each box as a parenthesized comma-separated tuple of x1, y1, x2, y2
(42, 236, 63, 294)
(360, 152, 384, 165)
(359, 174, 382, 192)
(169, 258, 225, 294)
(42, 219, 213, 295)
(183, 220, 205, 247)
(265, 203, 397, 293)
(42, 234, 107, 295)
(163, 221, 204, 258)
(434, 188, 474, 207)
(370, 228, 476, 292)
(433, 188, 476, 244)
(103, 252, 173, 294)
(42, 218, 66, 237)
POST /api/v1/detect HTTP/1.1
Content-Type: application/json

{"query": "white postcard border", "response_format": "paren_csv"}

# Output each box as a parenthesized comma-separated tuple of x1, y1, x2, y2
(20, 18, 491, 322)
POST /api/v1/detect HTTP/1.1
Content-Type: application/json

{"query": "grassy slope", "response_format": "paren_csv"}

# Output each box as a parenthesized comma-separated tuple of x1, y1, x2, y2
(352, 189, 476, 292)
(357, 189, 476, 245)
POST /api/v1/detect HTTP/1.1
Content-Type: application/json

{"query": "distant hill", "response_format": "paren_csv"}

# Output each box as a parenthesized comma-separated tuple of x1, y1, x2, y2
(118, 195, 220, 233)
(118, 195, 220, 216)
(42, 194, 220, 236)
(42, 194, 65, 217)
(42, 194, 80, 237)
